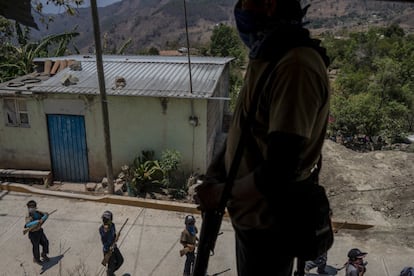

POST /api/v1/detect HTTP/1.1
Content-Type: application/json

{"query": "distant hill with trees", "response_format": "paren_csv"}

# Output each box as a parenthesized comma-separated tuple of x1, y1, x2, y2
(30, 0, 414, 54)
(322, 24, 414, 146)
(1, 0, 413, 149)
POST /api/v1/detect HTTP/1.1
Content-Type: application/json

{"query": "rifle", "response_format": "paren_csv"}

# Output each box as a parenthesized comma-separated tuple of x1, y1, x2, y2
(101, 218, 129, 266)
(193, 61, 277, 276)
(23, 209, 57, 235)
(193, 119, 247, 275)
(180, 244, 196, 257)
(193, 208, 225, 275)
(294, 258, 306, 276)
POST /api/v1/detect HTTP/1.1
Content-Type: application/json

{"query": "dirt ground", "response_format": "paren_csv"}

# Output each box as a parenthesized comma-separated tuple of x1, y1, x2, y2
(320, 140, 414, 248)
(136, 139, 414, 249)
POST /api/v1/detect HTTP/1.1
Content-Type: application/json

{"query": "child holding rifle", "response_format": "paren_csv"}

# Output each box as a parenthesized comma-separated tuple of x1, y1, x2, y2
(180, 215, 198, 276)
(24, 200, 50, 265)
(345, 248, 368, 276)
(99, 210, 124, 276)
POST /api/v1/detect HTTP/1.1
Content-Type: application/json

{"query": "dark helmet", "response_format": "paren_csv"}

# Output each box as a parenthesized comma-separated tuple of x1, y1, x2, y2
(347, 248, 367, 261)
(102, 210, 113, 224)
(26, 200, 37, 208)
(185, 215, 195, 225)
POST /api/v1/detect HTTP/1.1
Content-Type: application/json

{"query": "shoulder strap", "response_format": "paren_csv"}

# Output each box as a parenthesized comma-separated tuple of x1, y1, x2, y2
(218, 61, 276, 210)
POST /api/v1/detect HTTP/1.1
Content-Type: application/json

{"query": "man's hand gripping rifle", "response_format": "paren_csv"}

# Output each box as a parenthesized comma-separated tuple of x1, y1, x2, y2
(101, 218, 129, 266)
(193, 139, 244, 276)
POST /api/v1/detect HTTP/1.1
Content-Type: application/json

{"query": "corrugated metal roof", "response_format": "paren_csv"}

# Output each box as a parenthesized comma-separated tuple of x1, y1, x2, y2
(0, 55, 233, 99)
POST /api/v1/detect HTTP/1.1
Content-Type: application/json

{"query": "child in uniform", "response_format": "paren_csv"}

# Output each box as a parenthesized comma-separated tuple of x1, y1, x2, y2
(180, 215, 198, 276)
(25, 200, 50, 265)
(99, 210, 124, 276)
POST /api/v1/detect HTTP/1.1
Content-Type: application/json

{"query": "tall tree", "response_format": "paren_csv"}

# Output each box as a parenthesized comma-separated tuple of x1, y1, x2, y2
(210, 23, 246, 67)
(323, 24, 414, 144)
(209, 23, 247, 111)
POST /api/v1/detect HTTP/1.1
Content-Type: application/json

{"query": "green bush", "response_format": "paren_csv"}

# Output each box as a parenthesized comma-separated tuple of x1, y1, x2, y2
(122, 149, 187, 199)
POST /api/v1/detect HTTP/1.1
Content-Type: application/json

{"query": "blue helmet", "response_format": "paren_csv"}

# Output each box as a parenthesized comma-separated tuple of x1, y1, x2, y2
(102, 210, 113, 223)
(185, 215, 195, 225)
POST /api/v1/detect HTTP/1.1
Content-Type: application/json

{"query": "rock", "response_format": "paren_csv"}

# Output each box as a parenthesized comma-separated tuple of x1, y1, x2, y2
(101, 177, 108, 188)
(85, 182, 97, 191)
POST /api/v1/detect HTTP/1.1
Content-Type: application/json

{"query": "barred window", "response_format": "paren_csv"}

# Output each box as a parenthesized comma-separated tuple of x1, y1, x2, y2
(4, 99, 30, 127)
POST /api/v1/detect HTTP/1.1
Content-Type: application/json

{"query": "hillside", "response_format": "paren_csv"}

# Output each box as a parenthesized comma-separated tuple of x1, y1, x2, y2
(321, 140, 414, 247)
(32, 0, 235, 53)
(31, 0, 414, 54)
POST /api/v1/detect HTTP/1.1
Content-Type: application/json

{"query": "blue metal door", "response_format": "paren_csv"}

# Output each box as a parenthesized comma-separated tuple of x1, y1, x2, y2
(47, 114, 89, 182)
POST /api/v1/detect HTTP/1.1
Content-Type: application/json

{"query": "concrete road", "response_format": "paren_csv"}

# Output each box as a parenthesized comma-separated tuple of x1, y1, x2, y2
(1, 185, 413, 276)
(0, 189, 235, 276)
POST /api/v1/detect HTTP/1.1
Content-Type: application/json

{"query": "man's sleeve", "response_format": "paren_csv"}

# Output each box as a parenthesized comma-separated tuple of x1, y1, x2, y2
(25, 215, 36, 228)
(25, 213, 42, 228)
(266, 55, 325, 139)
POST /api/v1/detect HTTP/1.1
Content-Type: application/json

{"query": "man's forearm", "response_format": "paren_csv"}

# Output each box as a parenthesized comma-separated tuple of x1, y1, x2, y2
(254, 131, 307, 194)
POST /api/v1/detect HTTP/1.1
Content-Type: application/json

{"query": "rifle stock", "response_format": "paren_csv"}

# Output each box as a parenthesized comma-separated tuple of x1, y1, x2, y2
(193, 209, 224, 276)
(101, 218, 129, 266)
(102, 250, 111, 266)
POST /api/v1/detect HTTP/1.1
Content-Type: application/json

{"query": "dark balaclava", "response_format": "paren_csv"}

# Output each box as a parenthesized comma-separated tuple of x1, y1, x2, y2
(27, 200, 37, 214)
(235, 0, 307, 49)
(234, 0, 329, 66)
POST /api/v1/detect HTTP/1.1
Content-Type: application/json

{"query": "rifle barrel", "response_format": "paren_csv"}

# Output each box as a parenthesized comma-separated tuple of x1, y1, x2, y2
(193, 210, 223, 276)
(119, 218, 129, 231)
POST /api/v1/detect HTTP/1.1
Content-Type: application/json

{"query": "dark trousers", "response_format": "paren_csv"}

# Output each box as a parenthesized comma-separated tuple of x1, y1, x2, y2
(234, 226, 293, 276)
(183, 251, 195, 276)
(106, 247, 124, 276)
(28, 229, 49, 261)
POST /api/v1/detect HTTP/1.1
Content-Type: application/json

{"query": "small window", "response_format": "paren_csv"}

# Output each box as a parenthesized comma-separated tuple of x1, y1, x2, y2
(3, 98, 30, 127)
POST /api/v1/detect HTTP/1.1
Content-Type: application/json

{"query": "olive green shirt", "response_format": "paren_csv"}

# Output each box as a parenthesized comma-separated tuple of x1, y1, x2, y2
(225, 47, 331, 229)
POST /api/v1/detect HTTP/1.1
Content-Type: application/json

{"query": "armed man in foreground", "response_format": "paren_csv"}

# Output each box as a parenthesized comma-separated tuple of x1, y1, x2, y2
(195, 0, 332, 275)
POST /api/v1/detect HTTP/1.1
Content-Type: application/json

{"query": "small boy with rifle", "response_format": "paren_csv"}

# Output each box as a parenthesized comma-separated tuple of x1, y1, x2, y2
(24, 200, 50, 265)
(99, 210, 125, 276)
(345, 248, 368, 276)
(180, 215, 198, 276)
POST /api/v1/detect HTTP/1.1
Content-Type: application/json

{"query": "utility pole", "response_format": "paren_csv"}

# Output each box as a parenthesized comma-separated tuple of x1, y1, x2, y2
(90, 0, 114, 194)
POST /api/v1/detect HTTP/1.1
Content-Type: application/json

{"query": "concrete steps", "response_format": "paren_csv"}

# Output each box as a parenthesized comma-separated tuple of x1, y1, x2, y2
(0, 169, 52, 186)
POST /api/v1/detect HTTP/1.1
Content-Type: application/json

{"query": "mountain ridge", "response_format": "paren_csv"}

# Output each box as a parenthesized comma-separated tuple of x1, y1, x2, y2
(31, 0, 414, 54)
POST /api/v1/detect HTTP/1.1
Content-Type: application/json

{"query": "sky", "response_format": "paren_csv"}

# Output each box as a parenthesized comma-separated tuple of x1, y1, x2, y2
(39, 0, 122, 14)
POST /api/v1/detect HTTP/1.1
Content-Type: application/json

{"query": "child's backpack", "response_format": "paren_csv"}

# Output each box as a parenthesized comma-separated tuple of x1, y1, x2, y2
(401, 267, 414, 276)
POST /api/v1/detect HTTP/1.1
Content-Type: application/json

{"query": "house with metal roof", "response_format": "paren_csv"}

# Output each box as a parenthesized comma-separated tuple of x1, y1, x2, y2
(0, 55, 232, 183)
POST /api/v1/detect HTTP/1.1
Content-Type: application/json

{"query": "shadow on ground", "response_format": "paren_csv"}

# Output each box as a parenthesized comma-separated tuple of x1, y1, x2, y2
(39, 254, 64, 274)
(39, 247, 71, 274)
